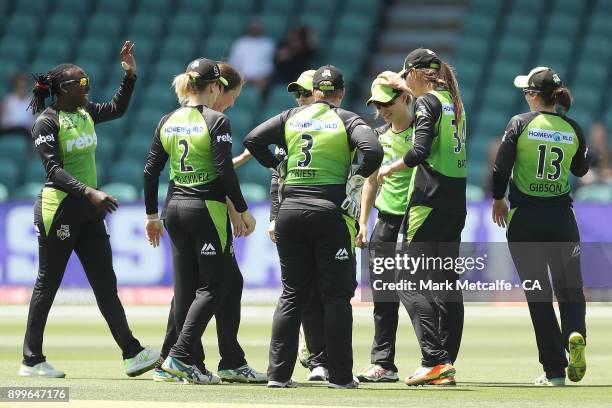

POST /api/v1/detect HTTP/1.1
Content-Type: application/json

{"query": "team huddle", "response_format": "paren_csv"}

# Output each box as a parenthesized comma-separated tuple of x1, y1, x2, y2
(19, 40, 589, 389)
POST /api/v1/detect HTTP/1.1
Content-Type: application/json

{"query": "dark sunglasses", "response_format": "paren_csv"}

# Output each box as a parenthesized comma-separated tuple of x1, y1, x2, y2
(523, 88, 540, 95)
(292, 90, 312, 98)
(62, 77, 90, 88)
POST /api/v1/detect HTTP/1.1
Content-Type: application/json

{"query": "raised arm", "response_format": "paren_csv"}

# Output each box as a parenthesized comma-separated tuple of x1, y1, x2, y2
(86, 41, 137, 124)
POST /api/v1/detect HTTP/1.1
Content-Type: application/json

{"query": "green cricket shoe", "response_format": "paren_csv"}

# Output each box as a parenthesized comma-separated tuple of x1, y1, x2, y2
(161, 356, 220, 385)
(534, 374, 565, 386)
(152, 368, 185, 383)
(567, 331, 586, 382)
(218, 364, 268, 383)
(124, 347, 160, 377)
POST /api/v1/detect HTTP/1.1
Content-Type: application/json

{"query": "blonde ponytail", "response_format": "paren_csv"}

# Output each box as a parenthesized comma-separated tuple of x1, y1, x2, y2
(172, 71, 202, 104)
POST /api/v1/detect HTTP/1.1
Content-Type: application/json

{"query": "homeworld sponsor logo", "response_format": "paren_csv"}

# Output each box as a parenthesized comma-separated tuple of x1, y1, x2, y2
(34, 134, 55, 147)
(163, 124, 205, 136)
(201, 243, 217, 256)
(288, 119, 339, 132)
(335, 248, 350, 261)
(527, 129, 574, 144)
(441, 103, 455, 115)
(57, 224, 70, 241)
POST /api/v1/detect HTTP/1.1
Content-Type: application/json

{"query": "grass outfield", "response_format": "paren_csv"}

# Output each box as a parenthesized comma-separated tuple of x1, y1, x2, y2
(1, 304, 611, 408)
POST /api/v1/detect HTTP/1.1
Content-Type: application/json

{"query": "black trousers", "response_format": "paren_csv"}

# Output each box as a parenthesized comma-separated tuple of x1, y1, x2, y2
(158, 254, 247, 371)
(23, 193, 142, 365)
(165, 198, 234, 366)
(507, 206, 586, 378)
(367, 212, 403, 372)
(268, 208, 357, 385)
(301, 285, 327, 370)
(396, 207, 465, 367)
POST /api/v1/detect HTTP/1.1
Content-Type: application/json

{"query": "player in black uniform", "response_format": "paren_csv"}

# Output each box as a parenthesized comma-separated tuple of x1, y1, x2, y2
(492, 67, 589, 386)
(19, 41, 160, 379)
(245, 65, 383, 388)
(144, 58, 255, 384)
(378, 49, 466, 386)
(151, 62, 266, 384)
(235, 70, 330, 381)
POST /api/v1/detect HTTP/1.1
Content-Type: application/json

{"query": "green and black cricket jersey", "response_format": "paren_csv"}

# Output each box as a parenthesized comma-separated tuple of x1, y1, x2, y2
(31, 73, 136, 234)
(492, 111, 589, 208)
(374, 124, 414, 216)
(144, 105, 247, 215)
(243, 101, 383, 211)
(403, 89, 467, 215)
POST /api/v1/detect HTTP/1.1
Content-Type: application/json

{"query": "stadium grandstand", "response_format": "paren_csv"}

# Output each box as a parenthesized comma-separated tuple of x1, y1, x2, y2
(0, 0, 610, 203)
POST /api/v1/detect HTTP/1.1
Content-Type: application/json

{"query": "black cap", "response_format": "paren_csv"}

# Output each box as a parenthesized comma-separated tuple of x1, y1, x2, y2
(313, 65, 344, 91)
(185, 58, 228, 86)
(399, 48, 441, 77)
(514, 67, 562, 93)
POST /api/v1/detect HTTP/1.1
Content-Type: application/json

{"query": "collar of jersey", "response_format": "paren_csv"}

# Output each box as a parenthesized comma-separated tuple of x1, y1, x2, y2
(313, 100, 337, 108)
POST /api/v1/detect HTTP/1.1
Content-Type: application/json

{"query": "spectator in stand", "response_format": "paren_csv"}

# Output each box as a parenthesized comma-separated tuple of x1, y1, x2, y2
(228, 18, 276, 94)
(273, 26, 317, 86)
(579, 122, 612, 185)
(1, 73, 34, 138)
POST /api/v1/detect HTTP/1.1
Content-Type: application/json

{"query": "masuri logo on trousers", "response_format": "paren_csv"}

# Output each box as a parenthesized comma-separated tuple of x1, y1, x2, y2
(335, 248, 349, 261)
(201, 243, 216, 256)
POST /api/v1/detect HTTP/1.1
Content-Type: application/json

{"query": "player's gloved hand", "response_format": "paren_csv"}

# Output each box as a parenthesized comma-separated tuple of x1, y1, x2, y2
(85, 187, 118, 214)
(271, 158, 288, 202)
(341, 175, 366, 219)
(271, 158, 288, 180)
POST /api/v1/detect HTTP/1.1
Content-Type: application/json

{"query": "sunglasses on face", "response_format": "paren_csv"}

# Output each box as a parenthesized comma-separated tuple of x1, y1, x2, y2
(62, 77, 90, 88)
(523, 89, 540, 95)
(292, 90, 312, 98)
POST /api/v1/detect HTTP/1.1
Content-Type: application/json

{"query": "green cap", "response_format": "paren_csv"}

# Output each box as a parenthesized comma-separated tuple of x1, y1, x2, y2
(366, 76, 399, 106)
(287, 70, 315, 92)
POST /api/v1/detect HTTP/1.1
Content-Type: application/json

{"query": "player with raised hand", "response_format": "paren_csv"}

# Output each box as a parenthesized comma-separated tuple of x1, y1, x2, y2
(377, 48, 467, 386)
(355, 74, 414, 383)
(150, 62, 266, 384)
(20, 41, 160, 379)
(492, 67, 589, 386)
(143, 58, 255, 385)
(244, 65, 383, 389)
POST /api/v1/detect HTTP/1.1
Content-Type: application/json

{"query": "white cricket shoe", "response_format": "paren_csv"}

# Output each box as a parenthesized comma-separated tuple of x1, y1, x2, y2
(267, 378, 299, 388)
(18, 362, 65, 378)
(307, 366, 329, 381)
(124, 347, 160, 377)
